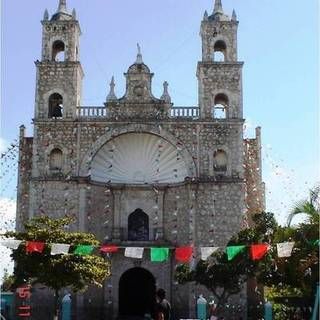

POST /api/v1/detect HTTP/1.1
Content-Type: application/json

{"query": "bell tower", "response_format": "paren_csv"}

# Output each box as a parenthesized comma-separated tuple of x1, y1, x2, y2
(197, 0, 243, 119)
(35, 0, 83, 119)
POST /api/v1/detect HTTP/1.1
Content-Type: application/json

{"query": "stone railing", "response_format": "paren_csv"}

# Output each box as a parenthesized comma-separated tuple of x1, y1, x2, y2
(77, 106, 107, 118)
(77, 106, 200, 119)
(170, 106, 200, 118)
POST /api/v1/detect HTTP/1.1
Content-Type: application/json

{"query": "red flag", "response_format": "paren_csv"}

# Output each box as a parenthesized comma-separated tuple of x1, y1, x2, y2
(250, 244, 269, 260)
(175, 246, 193, 263)
(100, 245, 119, 253)
(26, 241, 45, 253)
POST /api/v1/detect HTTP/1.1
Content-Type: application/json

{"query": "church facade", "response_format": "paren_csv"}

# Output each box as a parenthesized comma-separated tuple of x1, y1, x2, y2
(16, 0, 264, 319)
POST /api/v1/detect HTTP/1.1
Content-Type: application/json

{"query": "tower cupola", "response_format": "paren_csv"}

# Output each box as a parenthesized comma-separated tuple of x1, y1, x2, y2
(51, 0, 73, 21)
(214, 0, 223, 15)
(41, 0, 81, 62)
(208, 0, 230, 21)
(200, 0, 238, 62)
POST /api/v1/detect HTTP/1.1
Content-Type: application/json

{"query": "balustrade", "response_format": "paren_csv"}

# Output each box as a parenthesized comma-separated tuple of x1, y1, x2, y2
(170, 106, 200, 118)
(77, 106, 107, 118)
(77, 106, 200, 119)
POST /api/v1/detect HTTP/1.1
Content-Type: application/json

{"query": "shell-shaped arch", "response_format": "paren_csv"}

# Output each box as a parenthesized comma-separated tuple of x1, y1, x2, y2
(91, 133, 190, 184)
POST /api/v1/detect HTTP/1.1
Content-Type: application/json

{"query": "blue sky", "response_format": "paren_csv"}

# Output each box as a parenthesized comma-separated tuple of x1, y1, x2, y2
(0, 0, 319, 228)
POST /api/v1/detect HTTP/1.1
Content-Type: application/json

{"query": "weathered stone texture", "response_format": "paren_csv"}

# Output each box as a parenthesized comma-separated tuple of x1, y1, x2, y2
(35, 62, 83, 119)
(244, 127, 265, 225)
(16, 2, 264, 319)
(16, 128, 33, 230)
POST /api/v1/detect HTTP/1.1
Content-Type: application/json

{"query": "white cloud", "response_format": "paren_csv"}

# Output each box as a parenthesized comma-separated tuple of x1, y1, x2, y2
(0, 137, 9, 153)
(0, 198, 16, 233)
(0, 198, 16, 281)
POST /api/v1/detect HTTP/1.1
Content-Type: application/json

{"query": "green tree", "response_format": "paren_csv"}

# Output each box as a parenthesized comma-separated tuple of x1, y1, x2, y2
(4, 216, 111, 320)
(175, 212, 277, 315)
(287, 185, 320, 227)
(263, 188, 319, 319)
(1, 269, 15, 292)
(267, 187, 319, 297)
(175, 208, 319, 318)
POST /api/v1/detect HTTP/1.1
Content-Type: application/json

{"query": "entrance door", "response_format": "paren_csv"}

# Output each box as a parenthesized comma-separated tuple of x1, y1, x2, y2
(119, 267, 156, 317)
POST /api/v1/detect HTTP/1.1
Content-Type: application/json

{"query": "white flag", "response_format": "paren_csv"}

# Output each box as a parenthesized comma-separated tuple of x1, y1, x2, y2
(51, 243, 70, 255)
(0, 239, 22, 250)
(277, 242, 295, 258)
(124, 247, 144, 259)
(200, 247, 219, 260)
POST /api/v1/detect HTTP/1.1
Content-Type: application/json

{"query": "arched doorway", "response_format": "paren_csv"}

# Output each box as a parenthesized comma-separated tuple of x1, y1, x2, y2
(128, 209, 149, 241)
(119, 267, 156, 317)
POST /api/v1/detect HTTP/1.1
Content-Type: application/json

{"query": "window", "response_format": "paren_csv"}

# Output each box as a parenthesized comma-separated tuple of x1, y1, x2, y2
(48, 93, 63, 118)
(52, 40, 65, 61)
(128, 209, 149, 241)
(213, 150, 227, 173)
(213, 40, 226, 62)
(212, 93, 228, 119)
(49, 148, 63, 171)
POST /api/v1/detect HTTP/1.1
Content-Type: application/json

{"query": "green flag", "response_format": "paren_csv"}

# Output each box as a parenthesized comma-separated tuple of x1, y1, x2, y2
(313, 240, 320, 246)
(74, 245, 94, 255)
(226, 245, 246, 261)
(151, 247, 169, 262)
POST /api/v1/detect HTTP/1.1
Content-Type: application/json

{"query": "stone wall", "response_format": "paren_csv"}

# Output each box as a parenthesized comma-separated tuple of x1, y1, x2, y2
(17, 116, 247, 319)
(32, 120, 243, 181)
(201, 20, 238, 62)
(41, 21, 81, 62)
(197, 62, 243, 118)
(35, 62, 83, 119)
(244, 127, 265, 225)
(16, 127, 33, 230)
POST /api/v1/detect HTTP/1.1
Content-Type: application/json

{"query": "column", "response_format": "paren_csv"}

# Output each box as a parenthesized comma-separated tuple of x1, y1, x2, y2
(112, 189, 122, 241)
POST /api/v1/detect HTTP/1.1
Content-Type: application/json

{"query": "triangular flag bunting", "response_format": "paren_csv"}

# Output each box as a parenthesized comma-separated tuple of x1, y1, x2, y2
(26, 241, 45, 254)
(226, 245, 246, 261)
(74, 245, 94, 256)
(51, 243, 70, 255)
(100, 245, 119, 253)
(125, 247, 144, 259)
(200, 247, 219, 260)
(250, 244, 269, 260)
(151, 248, 169, 262)
(0, 239, 22, 250)
(175, 246, 193, 263)
(277, 242, 295, 258)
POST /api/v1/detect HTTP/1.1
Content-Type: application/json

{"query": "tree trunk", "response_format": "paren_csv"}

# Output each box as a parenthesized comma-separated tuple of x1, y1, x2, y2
(54, 289, 59, 320)
(216, 299, 226, 316)
(215, 293, 229, 318)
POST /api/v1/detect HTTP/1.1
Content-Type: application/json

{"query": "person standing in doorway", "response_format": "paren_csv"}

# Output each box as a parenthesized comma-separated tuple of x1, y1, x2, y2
(156, 289, 171, 320)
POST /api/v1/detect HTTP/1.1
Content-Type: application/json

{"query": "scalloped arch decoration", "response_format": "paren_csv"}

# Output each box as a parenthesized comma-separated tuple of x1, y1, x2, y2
(91, 133, 190, 184)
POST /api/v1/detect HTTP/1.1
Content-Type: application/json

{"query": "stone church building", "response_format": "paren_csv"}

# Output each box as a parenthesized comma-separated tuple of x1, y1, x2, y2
(16, 0, 264, 318)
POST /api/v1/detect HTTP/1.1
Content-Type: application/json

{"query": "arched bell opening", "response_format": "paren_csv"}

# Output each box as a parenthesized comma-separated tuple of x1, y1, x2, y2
(213, 40, 227, 62)
(48, 93, 63, 118)
(52, 40, 65, 61)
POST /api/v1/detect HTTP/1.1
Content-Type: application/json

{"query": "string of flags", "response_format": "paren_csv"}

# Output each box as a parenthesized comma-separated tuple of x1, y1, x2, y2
(0, 238, 318, 263)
